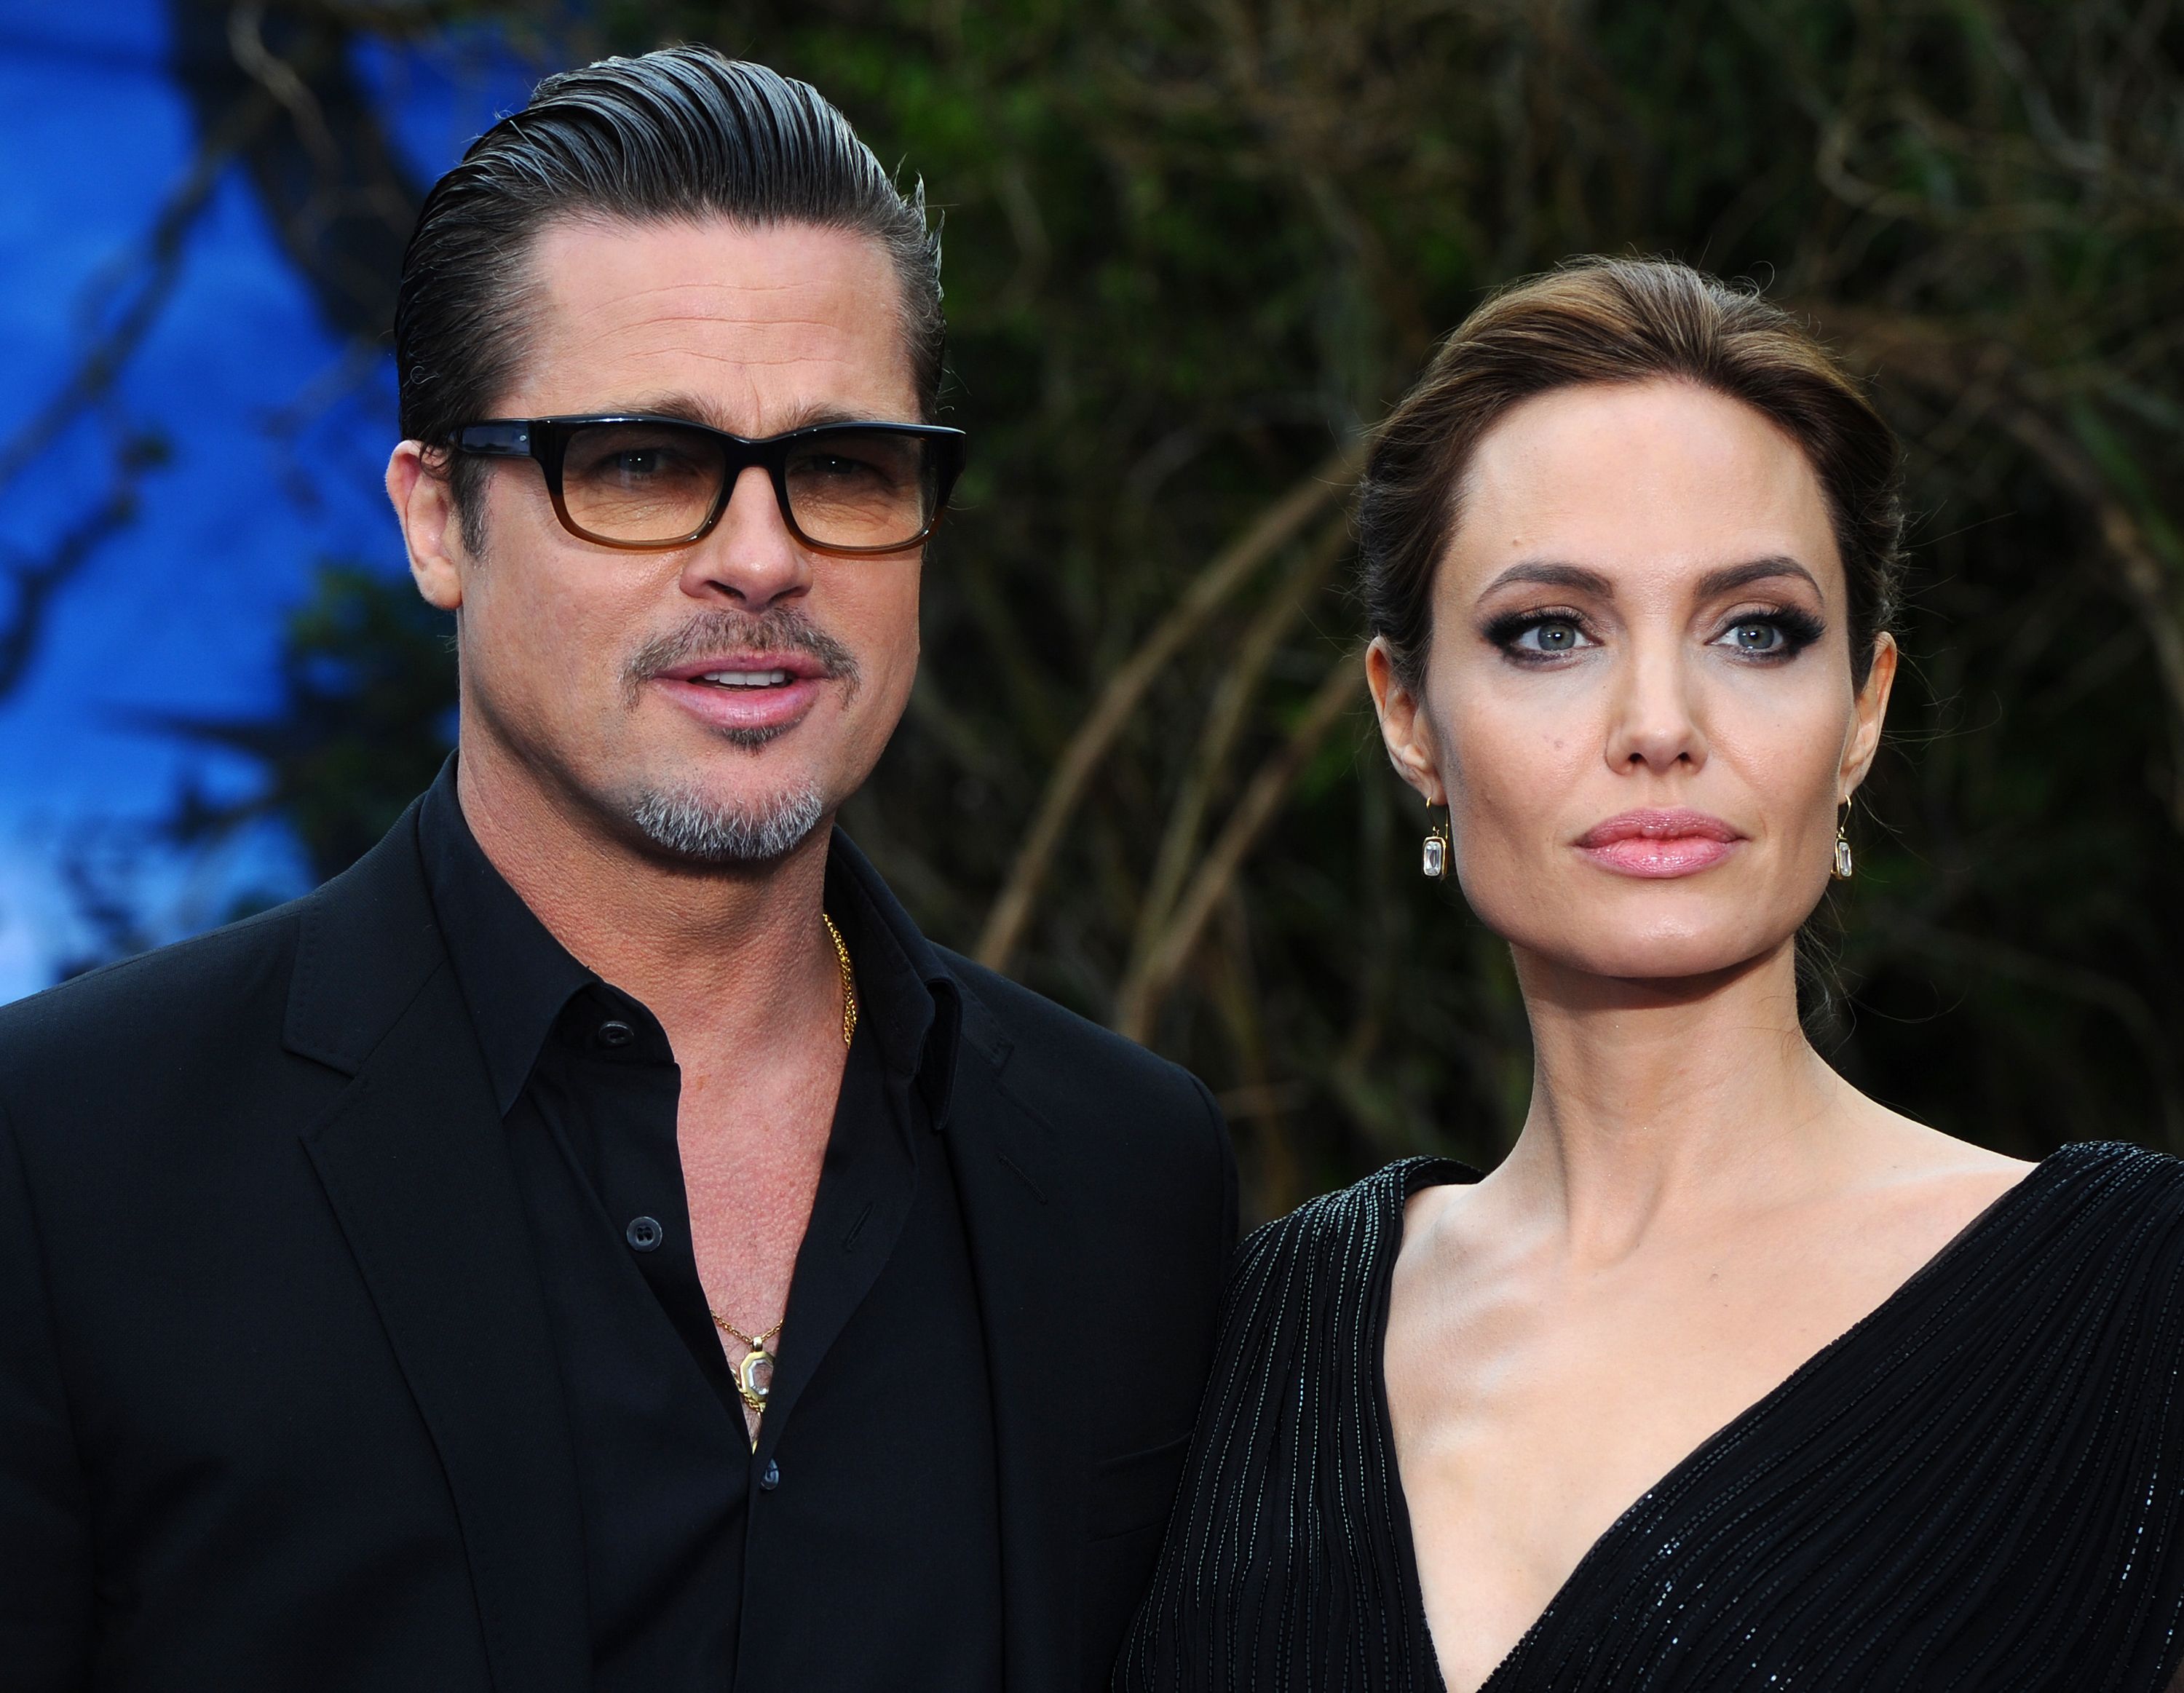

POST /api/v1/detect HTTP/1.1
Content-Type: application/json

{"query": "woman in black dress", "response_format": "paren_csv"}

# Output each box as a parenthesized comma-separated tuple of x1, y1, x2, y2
(1117, 258, 2184, 1692)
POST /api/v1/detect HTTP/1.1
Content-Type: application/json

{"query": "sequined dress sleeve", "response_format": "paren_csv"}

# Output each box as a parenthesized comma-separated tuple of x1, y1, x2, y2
(1115, 1143, 2184, 1693)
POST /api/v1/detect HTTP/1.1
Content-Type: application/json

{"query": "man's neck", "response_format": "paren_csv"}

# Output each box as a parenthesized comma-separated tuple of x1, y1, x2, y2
(454, 740, 841, 1056)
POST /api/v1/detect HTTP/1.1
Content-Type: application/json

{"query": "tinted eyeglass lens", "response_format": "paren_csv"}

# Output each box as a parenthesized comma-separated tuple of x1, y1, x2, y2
(783, 429, 938, 551)
(560, 422, 729, 544)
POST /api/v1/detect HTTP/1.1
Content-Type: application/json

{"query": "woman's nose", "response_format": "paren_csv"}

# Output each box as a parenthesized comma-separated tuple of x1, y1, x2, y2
(1605, 638, 1709, 774)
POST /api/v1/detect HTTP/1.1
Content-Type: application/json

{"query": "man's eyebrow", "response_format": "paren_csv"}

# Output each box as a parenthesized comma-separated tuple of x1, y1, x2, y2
(774, 401, 891, 431)
(605, 392, 732, 428)
(1477, 561, 1616, 598)
(1696, 556, 1824, 598)
(576, 395, 893, 434)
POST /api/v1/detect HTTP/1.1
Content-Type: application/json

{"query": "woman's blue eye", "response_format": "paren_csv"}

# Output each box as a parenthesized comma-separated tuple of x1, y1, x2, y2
(1715, 611, 1826, 656)
(1484, 613, 1597, 662)
(1516, 619, 1586, 654)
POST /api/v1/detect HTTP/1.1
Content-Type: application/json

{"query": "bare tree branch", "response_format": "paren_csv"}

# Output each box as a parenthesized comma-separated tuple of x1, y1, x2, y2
(0, 88, 272, 496)
(1114, 651, 1366, 1042)
(1121, 511, 1350, 986)
(973, 441, 1365, 972)
(0, 476, 146, 699)
(169, 0, 424, 344)
(229, 2, 341, 172)
(1998, 403, 2184, 827)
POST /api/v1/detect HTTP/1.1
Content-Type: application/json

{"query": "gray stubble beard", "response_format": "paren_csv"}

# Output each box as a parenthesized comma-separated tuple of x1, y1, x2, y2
(616, 606, 863, 866)
(625, 779, 826, 864)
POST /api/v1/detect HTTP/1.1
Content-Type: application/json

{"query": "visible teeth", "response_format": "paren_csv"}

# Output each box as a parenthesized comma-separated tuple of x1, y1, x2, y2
(697, 670, 791, 688)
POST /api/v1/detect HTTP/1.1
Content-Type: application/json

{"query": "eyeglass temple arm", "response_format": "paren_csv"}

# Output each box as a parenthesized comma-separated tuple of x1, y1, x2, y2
(451, 422, 534, 456)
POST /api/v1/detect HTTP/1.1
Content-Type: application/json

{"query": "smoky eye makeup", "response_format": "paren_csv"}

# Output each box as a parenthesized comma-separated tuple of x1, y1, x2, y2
(1481, 606, 1598, 663)
(1478, 600, 1829, 666)
(1708, 603, 1827, 660)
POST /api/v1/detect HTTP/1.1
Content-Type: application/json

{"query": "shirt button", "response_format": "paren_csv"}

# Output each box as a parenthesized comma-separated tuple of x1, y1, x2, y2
(596, 1020, 635, 1048)
(625, 1215, 664, 1252)
(759, 1459, 780, 1491)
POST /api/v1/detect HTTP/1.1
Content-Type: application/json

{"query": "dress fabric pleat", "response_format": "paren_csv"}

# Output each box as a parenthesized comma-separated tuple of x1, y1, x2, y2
(1115, 1141, 2184, 1693)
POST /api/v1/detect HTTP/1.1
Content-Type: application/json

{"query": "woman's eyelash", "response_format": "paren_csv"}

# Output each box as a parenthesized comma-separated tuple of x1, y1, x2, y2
(1482, 608, 1592, 657)
(1714, 606, 1826, 657)
(1478, 605, 1827, 663)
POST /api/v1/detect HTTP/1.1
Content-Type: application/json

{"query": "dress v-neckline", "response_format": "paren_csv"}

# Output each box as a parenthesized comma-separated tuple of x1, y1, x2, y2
(1374, 1149, 2060, 1693)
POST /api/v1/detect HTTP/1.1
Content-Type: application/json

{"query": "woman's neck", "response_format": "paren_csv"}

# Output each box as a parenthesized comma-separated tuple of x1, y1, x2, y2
(1491, 939, 1859, 1259)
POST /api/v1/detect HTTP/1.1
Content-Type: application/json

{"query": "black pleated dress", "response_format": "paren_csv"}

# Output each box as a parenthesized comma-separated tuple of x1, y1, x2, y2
(1115, 1141, 2184, 1692)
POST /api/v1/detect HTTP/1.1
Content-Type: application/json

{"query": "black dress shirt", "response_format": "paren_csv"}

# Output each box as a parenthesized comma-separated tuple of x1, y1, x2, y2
(417, 772, 1003, 1692)
(3, 764, 1234, 1693)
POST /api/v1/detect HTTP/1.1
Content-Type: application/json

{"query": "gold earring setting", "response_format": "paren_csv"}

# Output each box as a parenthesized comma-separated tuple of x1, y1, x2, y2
(1423, 806, 1451, 880)
(1832, 806, 1854, 881)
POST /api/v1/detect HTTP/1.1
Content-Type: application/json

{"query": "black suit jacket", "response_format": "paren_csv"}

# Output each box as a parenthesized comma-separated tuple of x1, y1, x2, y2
(0, 800, 1236, 1692)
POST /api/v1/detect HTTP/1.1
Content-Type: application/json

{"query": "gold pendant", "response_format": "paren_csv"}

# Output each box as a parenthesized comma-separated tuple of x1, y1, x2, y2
(736, 1347, 774, 1415)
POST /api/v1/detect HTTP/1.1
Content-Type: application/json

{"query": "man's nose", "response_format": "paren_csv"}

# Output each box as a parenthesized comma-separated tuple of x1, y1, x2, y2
(678, 464, 812, 608)
(1605, 635, 1709, 774)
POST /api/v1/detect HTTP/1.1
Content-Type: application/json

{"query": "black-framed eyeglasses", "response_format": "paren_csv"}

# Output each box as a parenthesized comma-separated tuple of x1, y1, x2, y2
(451, 415, 968, 555)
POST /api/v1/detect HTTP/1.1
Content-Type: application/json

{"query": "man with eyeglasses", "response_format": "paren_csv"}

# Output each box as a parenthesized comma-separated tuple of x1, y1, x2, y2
(0, 49, 1235, 1693)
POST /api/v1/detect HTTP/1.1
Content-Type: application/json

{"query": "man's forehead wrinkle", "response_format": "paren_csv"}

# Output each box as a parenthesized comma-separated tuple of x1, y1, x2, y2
(550, 293, 903, 365)
(555, 295, 860, 341)
(517, 231, 919, 427)
(537, 333, 917, 419)
(580, 309, 876, 344)
(610, 345, 881, 373)
(569, 281, 855, 320)
(597, 344, 911, 400)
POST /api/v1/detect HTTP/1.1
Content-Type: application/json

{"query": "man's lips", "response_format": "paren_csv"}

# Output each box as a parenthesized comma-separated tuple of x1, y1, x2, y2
(1574, 808, 1744, 879)
(654, 651, 829, 686)
(649, 651, 831, 731)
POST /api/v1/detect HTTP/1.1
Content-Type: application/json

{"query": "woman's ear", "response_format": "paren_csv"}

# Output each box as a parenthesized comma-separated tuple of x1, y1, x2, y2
(1839, 632, 1898, 800)
(1366, 638, 1447, 806)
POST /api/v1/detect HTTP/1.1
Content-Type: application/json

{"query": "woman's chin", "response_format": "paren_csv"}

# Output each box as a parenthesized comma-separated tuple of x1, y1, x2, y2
(1508, 926, 1793, 994)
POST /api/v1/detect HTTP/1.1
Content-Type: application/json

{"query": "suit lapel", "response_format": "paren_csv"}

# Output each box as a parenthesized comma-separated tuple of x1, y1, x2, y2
(289, 810, 589, 1693)
(945, 983, 1089, 1693)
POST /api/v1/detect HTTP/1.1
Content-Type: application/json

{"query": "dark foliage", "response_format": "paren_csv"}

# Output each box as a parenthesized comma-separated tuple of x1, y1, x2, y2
(114, 0, 2184, 1220)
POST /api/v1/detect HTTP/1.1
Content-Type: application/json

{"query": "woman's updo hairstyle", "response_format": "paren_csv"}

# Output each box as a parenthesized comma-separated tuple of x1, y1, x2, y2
(1358, 257, 1904, 691)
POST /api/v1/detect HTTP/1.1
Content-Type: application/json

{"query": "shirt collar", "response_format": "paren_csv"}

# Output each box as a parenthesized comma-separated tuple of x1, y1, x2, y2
(823, 828, 961, 1128)
(419, 758, 598, 1116)
(418, 756, 961, 1127)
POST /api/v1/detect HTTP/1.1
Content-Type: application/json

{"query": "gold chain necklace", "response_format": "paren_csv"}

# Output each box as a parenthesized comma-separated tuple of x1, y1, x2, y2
(708, 913, 856, 1446)
(823, 911, 858, 1047)
(711, 1310, 785, 1424)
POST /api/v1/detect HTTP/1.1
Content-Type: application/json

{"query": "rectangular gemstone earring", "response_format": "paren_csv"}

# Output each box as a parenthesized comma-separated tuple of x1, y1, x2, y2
(1832, 803, 1855, 881)
(1423, 807, 1451, 879)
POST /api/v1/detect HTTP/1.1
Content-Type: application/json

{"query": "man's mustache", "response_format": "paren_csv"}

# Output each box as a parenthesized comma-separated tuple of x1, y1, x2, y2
(623, 608, 862, 705)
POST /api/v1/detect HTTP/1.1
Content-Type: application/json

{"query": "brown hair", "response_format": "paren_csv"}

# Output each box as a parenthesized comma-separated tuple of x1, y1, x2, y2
(1358, 257, 1903, 689)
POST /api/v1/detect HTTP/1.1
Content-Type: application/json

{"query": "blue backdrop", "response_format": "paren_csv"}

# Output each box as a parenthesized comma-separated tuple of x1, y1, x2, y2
(0, 1, 534, 998)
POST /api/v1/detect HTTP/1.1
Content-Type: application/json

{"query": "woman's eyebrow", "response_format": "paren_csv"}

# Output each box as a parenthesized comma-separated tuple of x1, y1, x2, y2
(1476, 556, 1824, 601)
(1697, 556, 1822, 597)
(1478, 561, 1615, 598)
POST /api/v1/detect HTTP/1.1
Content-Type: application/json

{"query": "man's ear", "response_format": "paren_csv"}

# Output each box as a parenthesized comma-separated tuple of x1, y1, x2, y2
(386, 441, 466, 612)
(1365, 637, 1447, 807)
(1839, 631, 1898, 801)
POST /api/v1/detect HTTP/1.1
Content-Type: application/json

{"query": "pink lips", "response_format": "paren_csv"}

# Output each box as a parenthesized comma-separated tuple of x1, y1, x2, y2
(1574, 808, 1744, 878)
(651, 650, 828, 735)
